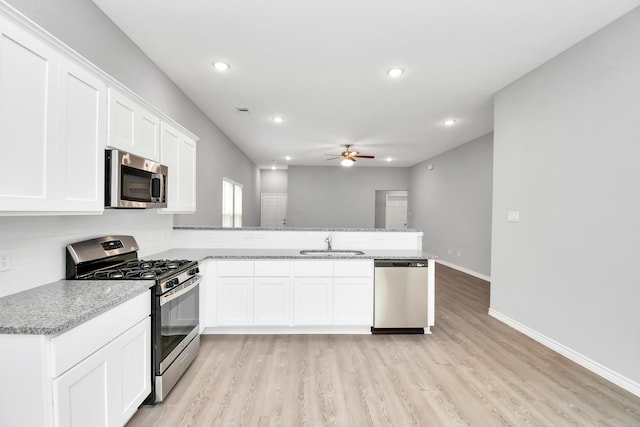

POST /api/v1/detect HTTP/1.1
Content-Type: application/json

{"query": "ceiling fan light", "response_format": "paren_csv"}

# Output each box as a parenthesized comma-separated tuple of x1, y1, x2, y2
(341, 158, 355, 167)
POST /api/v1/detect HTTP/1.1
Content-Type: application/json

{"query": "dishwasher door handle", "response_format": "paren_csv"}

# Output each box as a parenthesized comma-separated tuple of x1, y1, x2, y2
(374, 259, 428, 268)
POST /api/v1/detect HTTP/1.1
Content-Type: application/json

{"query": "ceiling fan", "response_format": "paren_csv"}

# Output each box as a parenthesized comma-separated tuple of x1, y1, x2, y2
(325, 144, 375, 167)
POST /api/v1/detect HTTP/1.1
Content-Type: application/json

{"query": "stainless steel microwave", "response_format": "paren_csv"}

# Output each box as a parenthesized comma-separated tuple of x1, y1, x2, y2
(105, 149, 168, 208)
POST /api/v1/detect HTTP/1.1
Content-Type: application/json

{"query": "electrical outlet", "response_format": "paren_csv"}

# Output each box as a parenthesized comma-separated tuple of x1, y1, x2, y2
(447, 249, 453, 255)
(457, 250, 462, 257)
(0, 250, 10, 272)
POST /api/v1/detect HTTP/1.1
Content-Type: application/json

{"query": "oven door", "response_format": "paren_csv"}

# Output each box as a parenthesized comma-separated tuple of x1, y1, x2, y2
(155, 276, 200, 374)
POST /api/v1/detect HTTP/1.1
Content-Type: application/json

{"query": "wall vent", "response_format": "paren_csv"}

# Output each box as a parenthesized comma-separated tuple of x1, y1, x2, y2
(236, 107, 250, 114)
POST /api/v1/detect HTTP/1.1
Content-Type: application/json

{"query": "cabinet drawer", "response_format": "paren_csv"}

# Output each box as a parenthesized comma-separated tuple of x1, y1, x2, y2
(333, 260, 373, 277)
(50, 290, 150, 377)
(217, 260, 254, 276)
(293, 260, 333, 277)
(254, 260, 291, 277)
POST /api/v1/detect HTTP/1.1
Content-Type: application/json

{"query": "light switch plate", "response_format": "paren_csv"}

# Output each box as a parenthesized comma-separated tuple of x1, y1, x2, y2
(507, 211, 520, 222)
(0, 250, 10, 272)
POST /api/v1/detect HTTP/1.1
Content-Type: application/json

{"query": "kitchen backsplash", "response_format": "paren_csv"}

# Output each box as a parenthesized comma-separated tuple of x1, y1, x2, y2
(0, 212, 174, 297)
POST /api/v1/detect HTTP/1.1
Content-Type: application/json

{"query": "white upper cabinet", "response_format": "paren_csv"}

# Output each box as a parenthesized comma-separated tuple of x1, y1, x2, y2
(0, 8, 197, 215)
(107, 88, 160, 161)
(0, 14, 59, 211)
(0, 14, 106, 213)
(56, 57, 106, 211)
(160, 121, 197, 213)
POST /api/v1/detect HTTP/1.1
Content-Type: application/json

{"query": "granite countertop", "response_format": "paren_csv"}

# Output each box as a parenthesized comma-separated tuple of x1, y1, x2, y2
(0, 245, 433, 336)
(147, 248, 436, 261)
(174, 226, 422, 232)
(0, 280, 153, 335)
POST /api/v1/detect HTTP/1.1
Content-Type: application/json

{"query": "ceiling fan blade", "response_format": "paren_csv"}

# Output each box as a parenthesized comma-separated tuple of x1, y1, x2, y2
(325, 156, 340, 160)
(354, 155, 375, 159)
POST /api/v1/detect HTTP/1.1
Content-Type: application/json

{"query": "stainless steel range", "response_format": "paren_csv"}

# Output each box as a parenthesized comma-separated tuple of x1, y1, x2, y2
(66, 235, 200, 404)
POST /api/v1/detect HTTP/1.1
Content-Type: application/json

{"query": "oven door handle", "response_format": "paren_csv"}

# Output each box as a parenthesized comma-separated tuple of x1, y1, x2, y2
(159, 275, 201, 306)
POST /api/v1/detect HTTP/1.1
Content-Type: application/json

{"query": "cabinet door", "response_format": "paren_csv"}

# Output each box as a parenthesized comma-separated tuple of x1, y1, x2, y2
(135, 105, 160, 161)
(112, 318, 151, 426)
(293, 277, 333, 325)
(57, 58, 106, 211)
(177, 136, 197, 212)
(217, 277, 253, 325)
(107, 89, 159, 161)
(107, 89, 135, 154)
(0, 15, 58, 211)
(254, 277, 291, 325)
(53, 343, 110, 427)
(333, 277, 374, 325)
(160, 122, 197, 213)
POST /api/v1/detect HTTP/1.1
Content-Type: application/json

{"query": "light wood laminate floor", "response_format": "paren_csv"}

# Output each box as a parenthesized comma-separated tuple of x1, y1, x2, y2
(127, 264, 640, 426)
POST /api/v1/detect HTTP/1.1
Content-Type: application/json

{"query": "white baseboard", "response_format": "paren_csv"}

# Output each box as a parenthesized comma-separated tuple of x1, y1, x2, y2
(201, 325, 372, 335)
(488, 308, 640, 398)
(435, 259, 491, 282)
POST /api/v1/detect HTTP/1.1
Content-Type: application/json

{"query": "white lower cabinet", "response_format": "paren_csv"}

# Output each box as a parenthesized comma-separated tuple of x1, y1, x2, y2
(293, 277, 333, 325)
(216, 260, 254, 326)
(53, 318, 150, 427)
(54, 345, 110, 427)
(333, 277, 373, 325)
(0, 291, 151, 427)
(204, 259, 373, 330)
(217, 277, 254, 325)
(254, 277, 291, 325)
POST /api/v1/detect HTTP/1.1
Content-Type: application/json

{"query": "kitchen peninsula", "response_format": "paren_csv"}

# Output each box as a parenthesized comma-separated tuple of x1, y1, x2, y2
(152, 227, 435, 335)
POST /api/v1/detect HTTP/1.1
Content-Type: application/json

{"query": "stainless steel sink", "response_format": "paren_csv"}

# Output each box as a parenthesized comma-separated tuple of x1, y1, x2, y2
(299, 249, 365, 256)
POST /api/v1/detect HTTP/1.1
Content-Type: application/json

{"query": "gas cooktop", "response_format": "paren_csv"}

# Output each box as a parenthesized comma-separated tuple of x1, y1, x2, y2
(86, 259, 195, 280)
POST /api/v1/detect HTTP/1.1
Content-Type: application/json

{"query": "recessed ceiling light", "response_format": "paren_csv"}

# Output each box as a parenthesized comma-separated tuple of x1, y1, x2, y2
(272, 116, 284, 124)
(285, 156, 291, 161)
(387, 68, 404, 78)
(212, 61, 230, 71)
(271, 165, 276, 170)
(443, 119, 457, 126)
(385, 157, 393, 162)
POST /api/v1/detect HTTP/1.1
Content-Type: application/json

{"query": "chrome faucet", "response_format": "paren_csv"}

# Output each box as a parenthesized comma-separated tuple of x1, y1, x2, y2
(325, 234, 333, 251)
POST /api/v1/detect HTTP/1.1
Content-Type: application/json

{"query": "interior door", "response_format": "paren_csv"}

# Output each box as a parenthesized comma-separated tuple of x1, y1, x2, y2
(385, 194, 407, 229)
(261, 193, 287, 227)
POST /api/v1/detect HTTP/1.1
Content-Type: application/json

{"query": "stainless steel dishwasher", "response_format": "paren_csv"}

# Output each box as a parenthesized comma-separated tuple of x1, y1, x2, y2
(372, 259, 429, 334)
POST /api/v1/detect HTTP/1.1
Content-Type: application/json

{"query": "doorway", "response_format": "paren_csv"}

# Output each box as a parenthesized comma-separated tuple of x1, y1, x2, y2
(261, 193, 288, 227)
(374, 190, 408, 229)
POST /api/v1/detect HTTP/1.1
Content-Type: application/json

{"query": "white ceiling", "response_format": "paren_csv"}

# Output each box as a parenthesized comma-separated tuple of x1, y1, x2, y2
(93, 0, 640, 169)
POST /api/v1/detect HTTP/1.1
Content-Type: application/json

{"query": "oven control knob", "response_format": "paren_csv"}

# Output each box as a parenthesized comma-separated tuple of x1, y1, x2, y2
(167, 278, 180, 288)
(189, 267, 200, 275)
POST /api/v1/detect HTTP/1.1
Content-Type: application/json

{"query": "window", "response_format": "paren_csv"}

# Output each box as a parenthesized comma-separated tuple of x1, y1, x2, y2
(222, 178, 242, 228)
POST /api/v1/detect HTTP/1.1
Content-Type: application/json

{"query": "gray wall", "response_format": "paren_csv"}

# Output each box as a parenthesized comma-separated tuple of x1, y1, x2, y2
(287, 166, 409, 228)
(260, 170, 288, 193)
(492, 8, 640, 385)
(409, 134, 493, 276)
(5, 0, 260, 227)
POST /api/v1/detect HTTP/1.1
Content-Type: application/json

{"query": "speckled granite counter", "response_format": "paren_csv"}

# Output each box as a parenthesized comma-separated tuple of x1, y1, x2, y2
(174, 226, 422, 232)
(147, 248, 435, 261)
(0, 280, 153, 335)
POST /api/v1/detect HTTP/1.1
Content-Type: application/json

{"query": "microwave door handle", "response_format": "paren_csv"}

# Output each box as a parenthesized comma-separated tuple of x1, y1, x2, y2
(151, 173, 164, 202)
(160, 174, 165, 204)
